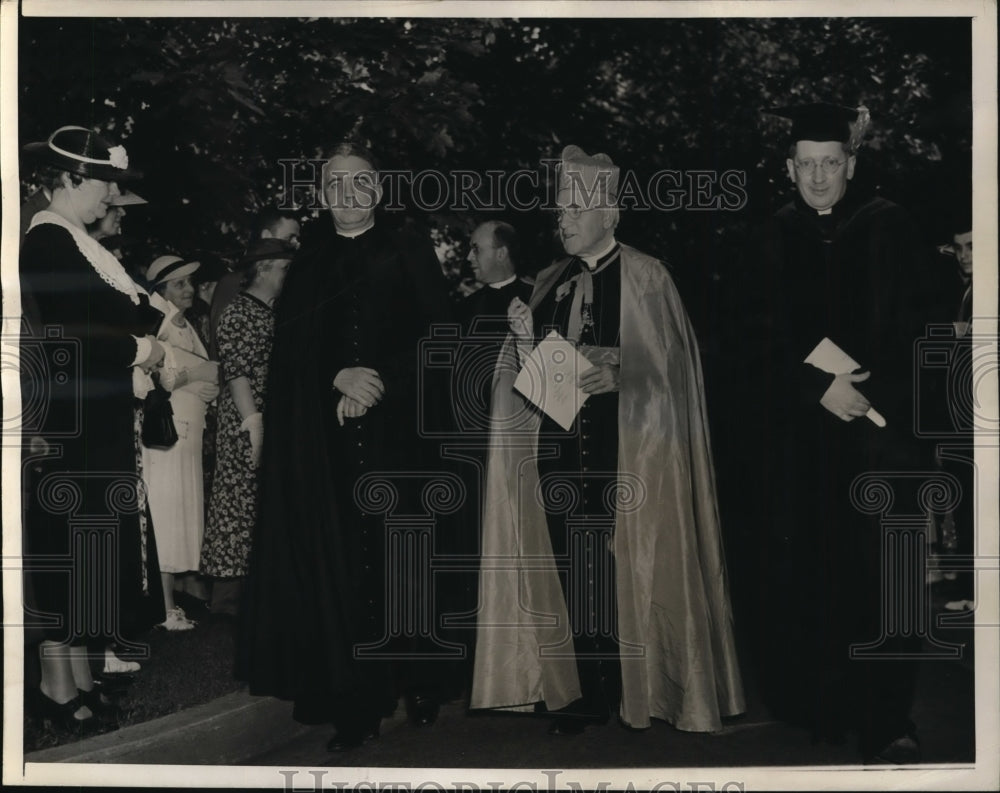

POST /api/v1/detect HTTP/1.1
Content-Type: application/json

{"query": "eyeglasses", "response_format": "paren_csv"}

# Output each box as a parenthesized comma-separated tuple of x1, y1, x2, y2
(555, 206, 584, 220)
(469, 243, 495, 254)
(794, 157, 847, 176)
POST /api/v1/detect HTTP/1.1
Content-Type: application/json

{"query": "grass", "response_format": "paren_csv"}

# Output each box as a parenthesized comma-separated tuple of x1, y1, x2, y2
(24, 593, 245, 754)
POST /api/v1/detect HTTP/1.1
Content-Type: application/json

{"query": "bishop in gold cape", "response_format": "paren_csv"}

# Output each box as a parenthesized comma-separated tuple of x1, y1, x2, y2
(471, 149, 745, 733)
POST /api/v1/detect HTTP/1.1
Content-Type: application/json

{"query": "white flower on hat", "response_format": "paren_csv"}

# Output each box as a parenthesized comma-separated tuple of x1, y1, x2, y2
(107, 145, 129, 170)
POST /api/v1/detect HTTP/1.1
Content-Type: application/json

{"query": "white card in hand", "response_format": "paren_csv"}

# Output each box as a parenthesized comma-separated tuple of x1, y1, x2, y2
(804, 337, 886, 427)
(513, 330, 595, 431)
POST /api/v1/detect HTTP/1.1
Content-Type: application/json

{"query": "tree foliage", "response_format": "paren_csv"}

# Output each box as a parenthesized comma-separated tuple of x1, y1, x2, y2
(19, 15, 971, 319)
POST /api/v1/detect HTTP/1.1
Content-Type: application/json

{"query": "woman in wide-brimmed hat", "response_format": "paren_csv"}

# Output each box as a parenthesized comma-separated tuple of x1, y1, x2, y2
(142, 255, 221, 630)
(20, 126, 165, 733)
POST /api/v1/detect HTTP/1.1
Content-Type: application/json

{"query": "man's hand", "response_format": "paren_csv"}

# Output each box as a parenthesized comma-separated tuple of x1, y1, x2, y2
(579, 364, 621, 395)
(336, 395, 369, 426)
(820, 371, 872, 422)
(28, 436, 50, 456)
(333, 367, 384, 407)
(508, 297, 534, 343)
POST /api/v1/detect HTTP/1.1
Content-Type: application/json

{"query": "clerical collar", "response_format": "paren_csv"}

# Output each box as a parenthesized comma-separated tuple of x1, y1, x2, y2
(488, 275, 517, 290)
(817, 208, 833, 216)
(335, 218, 375, 239)
(579, 238, 619, 271)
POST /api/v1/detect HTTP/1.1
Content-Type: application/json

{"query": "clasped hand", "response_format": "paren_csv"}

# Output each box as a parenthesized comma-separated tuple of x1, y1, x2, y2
(336, 395, 369, 426)
(333, 366, 385, 407)
(579, 364, 620, 394)
(820, 371, 871, 422)
(192, 381, 220, 402)
(189, 360, 220, 384)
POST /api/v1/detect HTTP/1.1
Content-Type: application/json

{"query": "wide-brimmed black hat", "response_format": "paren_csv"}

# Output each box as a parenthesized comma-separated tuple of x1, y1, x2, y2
(239, 238, 297, 268)
(22, 125, 142, 182)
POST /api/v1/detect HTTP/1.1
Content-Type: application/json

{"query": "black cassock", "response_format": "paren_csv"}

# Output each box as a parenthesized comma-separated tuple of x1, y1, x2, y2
(532, 247, 624, 722)
(239, 215, 453, 729)
(739, 189, 946, 757)
(455, 278, 535, 433)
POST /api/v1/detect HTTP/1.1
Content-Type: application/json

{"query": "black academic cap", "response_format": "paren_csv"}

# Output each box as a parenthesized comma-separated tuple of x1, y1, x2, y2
(765, 102, 860, 143)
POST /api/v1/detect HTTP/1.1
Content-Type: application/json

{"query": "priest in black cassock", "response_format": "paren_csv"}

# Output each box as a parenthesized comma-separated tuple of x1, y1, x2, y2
(240, 142, 454, 751)
(471, 145, 744, 736)
(456, 220, 534, 432)
(740, 103, 943, 763)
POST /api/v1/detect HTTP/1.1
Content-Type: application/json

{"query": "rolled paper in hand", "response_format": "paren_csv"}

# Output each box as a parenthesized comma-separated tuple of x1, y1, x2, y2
(865, 407, 887, 428)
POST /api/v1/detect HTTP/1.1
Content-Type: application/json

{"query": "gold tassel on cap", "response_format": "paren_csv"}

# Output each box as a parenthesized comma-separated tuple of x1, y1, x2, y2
(849, 105, 871, 152)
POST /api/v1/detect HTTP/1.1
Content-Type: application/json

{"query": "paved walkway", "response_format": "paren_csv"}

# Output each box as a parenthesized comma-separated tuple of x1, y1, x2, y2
(24, 636, 975, 771)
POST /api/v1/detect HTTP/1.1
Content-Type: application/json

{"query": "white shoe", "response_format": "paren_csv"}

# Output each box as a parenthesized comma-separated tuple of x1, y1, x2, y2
(944, 599, 975, 612)
(103, 649, 141, 674)
(159, 606, 196, 631)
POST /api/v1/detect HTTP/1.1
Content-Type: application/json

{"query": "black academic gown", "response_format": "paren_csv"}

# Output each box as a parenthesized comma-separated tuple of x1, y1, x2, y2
(743, 190, 942, 756)
(240, 215, 453, 729)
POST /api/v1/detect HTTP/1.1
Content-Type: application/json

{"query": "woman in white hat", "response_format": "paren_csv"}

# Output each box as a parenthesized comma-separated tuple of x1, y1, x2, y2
(142, 256, 221, 630)
(20, 125, 166, 732)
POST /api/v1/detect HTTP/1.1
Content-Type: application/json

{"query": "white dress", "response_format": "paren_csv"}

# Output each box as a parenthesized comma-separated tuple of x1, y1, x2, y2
(142, 312, 211, 573)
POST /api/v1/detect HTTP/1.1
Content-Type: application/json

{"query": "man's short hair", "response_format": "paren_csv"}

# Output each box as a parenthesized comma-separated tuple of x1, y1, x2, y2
(326, 140, 379, 173)
(490, 221, 521, 273)
(253, 206, 296, 239)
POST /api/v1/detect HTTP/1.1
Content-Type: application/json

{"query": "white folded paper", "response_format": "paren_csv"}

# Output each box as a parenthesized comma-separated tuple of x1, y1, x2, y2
(513, 330, 595, 430)
(804, 337, 886, 427)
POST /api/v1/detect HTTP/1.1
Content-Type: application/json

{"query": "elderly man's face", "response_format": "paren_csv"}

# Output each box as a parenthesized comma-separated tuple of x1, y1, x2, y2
(556, 188, 615, 257)
(786, 141, 856, 212)
(323, 154, 382, 233)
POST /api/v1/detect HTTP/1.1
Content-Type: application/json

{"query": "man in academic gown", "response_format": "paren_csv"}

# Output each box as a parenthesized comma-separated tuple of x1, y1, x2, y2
(740, 103, 943, 763)
(470, 145, 744, 735)
(240, 143, 454, 751)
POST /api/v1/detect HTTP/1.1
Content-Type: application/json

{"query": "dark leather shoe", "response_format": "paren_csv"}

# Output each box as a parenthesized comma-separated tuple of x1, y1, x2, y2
(868, 733, 922, 765)
(405, 693, 439, 726)
(548, 716, 586, 736)
(326, 725, 379, 752)
(30, 689, 100, 735)
(77, 687, 121, 728)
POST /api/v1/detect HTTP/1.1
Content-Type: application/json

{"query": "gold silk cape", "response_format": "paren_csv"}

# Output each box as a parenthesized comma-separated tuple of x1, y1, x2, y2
(470, 244, 745, 731)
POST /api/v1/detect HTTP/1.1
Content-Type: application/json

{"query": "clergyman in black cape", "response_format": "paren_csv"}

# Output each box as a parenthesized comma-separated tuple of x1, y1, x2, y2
(238, 142, 455, 751)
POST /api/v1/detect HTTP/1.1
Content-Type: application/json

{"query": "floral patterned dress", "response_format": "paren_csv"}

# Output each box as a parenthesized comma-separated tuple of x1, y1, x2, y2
(201, 293, 274, 578)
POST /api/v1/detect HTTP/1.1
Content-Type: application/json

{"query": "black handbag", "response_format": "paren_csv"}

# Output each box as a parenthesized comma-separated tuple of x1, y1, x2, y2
(141, 376, 178, 450)
(136, 296, 178, 449)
